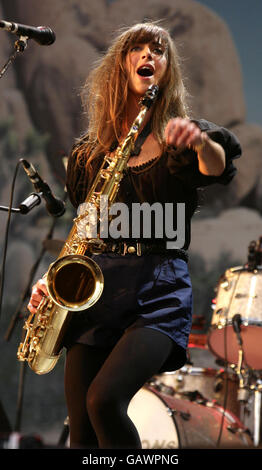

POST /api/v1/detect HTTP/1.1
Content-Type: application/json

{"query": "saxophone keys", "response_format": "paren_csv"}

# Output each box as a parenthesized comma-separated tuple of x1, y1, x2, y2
(32, 337, 39, 347)
(17, 343, 26, 360)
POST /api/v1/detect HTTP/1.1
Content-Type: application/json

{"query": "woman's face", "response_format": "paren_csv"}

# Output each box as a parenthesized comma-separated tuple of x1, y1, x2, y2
(125, 39, 168, 98)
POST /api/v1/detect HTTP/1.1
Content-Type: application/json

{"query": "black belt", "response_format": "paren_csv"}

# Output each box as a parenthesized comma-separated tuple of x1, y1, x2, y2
(101, 241, 188, 262)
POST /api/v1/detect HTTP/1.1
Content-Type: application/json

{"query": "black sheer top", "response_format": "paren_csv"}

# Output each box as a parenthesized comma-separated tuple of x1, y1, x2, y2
(66, 119, 241, 250)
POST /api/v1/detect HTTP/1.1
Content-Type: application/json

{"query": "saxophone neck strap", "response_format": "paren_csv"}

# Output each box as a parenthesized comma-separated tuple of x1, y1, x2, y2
(130, 118, 152, 156)
(110, 118, 152, 156)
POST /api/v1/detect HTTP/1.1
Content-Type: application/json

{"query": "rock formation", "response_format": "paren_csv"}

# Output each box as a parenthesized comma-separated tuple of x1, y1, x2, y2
(0, 0, 261, 209)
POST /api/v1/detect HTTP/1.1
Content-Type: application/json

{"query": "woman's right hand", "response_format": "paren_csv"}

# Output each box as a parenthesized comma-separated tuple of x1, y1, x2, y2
(27, 278, 49, 314)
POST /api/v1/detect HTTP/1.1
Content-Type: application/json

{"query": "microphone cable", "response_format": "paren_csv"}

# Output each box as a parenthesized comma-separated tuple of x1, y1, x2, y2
(215, 273, 248, 448)
(215, 273, 234, 448)
(215, 311, 229, 448)
(0, 159, 22, 321)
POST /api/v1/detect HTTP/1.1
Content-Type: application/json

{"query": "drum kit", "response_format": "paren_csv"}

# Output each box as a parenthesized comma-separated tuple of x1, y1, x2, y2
(127, 237, 262, 449)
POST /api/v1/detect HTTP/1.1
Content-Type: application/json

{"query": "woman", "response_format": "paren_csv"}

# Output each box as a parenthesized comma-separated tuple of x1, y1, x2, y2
(28, 23, 241, 449)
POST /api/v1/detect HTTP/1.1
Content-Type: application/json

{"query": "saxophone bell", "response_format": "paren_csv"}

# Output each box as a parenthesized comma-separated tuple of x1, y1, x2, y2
(47, 254, 104, 311)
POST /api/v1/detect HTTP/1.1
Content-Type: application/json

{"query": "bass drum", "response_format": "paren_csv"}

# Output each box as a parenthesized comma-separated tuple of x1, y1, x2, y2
(127, 385, 253, 449)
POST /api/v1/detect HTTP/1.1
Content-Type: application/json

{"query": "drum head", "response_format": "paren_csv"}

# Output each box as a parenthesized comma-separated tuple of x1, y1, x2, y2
(127, 387, 179, 449)
(208, 267, 262, 370)
(208, 325, 262, 370)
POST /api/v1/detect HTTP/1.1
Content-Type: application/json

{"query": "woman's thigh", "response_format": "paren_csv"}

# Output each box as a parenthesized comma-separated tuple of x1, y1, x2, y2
(86, 327, 174, 408)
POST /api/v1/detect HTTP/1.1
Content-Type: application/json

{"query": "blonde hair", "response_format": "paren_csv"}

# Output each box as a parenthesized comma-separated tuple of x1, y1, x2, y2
(73, 22, 188, 177)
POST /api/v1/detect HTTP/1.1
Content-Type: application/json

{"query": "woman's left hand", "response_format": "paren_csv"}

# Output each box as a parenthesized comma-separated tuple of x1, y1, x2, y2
(164, 117, 205, 149)
(164, 117, 226, 176)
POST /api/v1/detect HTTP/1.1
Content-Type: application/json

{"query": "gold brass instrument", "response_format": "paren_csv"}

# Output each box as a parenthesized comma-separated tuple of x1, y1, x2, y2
(17, 84, 159, 374)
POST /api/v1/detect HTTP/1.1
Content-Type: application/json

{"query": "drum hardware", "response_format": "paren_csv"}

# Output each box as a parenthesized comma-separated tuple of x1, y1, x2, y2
(166, 406, 191, 421)
(253, 386, 262, 447)
(231, 313, 250, 403)
(146, 385, 193, 422)
(226, 422, 250, 435)
(248, 379, 262, 447)
(179, 411, 191, 421)
(214, 374, 227, 393)
(127, 385, 253, 448)
(148, 378, 175, 396)
(149, 375, 211, 406)
(220, 279, 230, 291)
(230, 266, 247, 273)
(152, 365, 241, 421)
(225, 423, 239, 434)
(205, 400, 251, 441)
(180, 390, 209, 406)
(208, 265, 262, 370)
(234, 373, 262, 447)
(208, 234, 262, 446)
(247, 237, 262, 272)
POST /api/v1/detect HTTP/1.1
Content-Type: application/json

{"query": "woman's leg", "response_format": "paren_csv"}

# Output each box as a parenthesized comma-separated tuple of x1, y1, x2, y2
(64, 342, 113, 449)
(86, 327, 174, 449)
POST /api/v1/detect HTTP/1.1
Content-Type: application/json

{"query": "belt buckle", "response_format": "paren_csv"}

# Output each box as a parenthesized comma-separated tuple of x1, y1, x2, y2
(121, 242, 142, 256)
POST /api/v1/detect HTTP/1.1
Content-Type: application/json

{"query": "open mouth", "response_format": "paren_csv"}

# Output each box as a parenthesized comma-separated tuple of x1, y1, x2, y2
(137, 65, 154, 77)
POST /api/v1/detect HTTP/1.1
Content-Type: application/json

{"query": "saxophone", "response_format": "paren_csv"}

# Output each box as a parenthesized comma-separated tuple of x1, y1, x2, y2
(17, 84, 159, 374)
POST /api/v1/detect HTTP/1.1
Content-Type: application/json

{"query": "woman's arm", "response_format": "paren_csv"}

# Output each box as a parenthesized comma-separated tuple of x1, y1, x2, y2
(164, 117, 225, 177)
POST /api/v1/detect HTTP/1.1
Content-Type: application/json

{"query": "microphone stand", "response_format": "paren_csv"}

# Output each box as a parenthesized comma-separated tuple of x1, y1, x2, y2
(231, 314, 249, 402)
(1, 189, 64, 432)
(0, 30, 62, 440)
(232, 316, 260, 446)
(4, 217, 57, 432)
(0, 36, 28, 79)
(233, 317, 248, 401)
(0, 192, 42, 433)
(0, 193, 41, 215)
(247, 238, 262, 446)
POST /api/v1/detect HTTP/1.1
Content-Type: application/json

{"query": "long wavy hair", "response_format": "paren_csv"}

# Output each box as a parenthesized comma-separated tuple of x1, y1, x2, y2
(72, 22, 189, 179)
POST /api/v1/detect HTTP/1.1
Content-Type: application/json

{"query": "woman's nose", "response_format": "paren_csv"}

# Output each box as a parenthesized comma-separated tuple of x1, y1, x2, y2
(141, 47, 152, 59)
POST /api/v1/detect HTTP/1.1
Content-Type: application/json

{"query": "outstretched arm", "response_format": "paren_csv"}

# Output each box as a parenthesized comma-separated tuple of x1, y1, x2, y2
(164, 117, 225, 177)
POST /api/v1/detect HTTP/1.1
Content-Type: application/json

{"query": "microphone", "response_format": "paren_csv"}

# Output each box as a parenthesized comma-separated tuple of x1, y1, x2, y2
(21, 159, 65, 217)
(0, 20, 55, 46)
(232, 314, 243, 346)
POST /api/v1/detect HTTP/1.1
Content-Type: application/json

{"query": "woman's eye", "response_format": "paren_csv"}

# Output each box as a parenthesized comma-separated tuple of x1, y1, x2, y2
(130, 46, 141, 52)
(153, 47, 164, 55)
(129, 44, 165, 55)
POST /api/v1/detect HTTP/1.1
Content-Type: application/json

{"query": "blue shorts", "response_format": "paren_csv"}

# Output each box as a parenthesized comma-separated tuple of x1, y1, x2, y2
(64, 253, 193, 372)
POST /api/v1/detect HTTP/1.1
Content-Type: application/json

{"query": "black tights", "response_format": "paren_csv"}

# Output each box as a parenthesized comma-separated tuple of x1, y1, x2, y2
(64, 327, 174, 449)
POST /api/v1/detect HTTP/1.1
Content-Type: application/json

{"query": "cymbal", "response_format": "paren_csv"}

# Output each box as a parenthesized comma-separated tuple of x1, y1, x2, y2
(42, 239, 64, 256)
